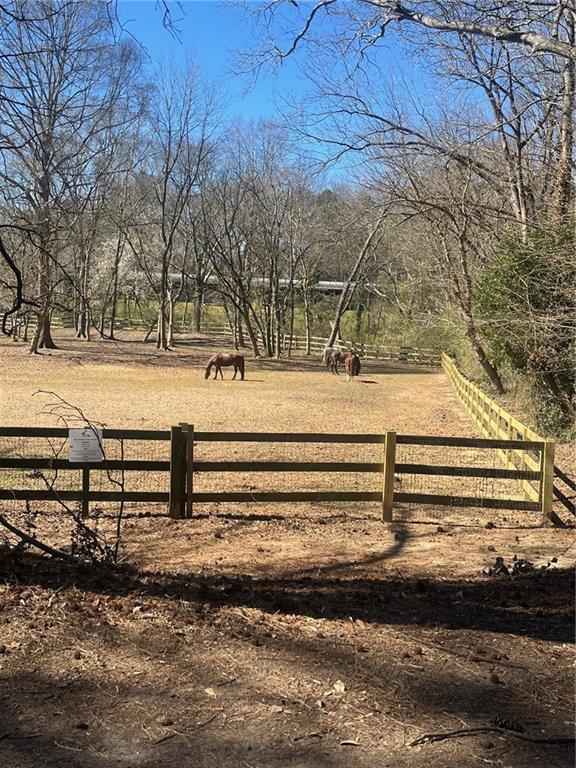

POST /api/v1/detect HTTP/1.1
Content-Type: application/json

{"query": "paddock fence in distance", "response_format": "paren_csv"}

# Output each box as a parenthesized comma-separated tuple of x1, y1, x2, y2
(205, 325, 441, 366)
(43, 313, 441, 367)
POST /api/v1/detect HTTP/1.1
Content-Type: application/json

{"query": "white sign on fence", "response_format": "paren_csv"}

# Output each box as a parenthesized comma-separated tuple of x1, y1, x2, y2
(69, 427, 104, 463)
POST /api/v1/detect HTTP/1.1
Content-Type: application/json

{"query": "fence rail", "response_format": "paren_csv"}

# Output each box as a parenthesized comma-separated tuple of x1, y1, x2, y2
(0, 427, 171, 516)
(205, 324, 441, 366)
(441, 353, 571, 524)
(45, 315, 441, 366)
(0, 425, 551, 524)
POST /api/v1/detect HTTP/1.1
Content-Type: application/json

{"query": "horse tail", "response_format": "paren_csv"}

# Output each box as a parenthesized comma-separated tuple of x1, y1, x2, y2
(238, 357, 245, 380)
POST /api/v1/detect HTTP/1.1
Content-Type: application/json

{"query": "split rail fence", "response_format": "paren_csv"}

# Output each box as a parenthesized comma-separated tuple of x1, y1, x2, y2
(0, 425, 553, 525)
(206, 324, 441, 366)
(442, 353, 573, 524)
(43, 315, 441, 366)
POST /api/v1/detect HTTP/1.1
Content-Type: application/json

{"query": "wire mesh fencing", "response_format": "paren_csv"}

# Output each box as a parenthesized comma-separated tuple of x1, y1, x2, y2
(394, 435, 545, 525)
(0, 427, 549, 528)
(0, 429, 171, 525)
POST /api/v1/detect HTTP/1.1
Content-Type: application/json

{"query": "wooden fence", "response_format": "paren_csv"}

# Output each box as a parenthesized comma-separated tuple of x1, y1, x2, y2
(205, 325, 441, 366)
(44, 314, 440, 366)
(441, 354, 572, 525)
(0, 427, 171, 516)
(0, 425, 552, 524)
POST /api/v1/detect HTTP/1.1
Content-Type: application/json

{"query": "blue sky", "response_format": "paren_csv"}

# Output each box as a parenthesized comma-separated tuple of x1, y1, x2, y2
(115, 1, 442, 179)
(115, 1, 429, 118)
(117, 0, 308, 121)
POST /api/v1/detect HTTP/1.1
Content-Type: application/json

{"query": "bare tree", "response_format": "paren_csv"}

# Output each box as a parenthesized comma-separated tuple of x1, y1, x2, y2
(325, 201, 388, 349)
(245, 1, 576, 66)
(145, 58, 215, 350)
(0, 1, 143, 352)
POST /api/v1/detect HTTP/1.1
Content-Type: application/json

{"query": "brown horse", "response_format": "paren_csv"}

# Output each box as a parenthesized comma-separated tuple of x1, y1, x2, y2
(344, 351, 361, 381)
(325, 348, 345, 375)
(204, 352, 245, 380)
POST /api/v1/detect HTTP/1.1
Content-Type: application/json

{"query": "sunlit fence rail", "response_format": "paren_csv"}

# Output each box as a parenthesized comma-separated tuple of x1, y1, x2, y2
(442, 353, 572, 525)
(0, 425, 552, 525)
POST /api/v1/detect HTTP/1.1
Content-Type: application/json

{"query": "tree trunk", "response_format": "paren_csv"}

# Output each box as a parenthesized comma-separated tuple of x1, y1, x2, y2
(167, 289, 176, 348)
(156, 302, 169, 350)
(287, 287, 295, 358)
(38, 308, 56, 349)
(76, 238, 91, 340)
(143, 317, 156, 343)
(182, 293, 190, 327)
(552, 10, 575, 228)
(29, 305, 50, 355)
(157, 257, 169, 350)
(237, 315, 245, 348)
(542, 372, 576, 421)
(355, 300, 364, 336)
(242, 302, 261, 357)
(465, 321, 505, 394)
(232, 304, 239, 350)
(76, 254, 87, 339)
(326, 210, 386, 348)
(303, 282, 312, 356)
(274, 292, 283, 360)
(223, 299, 234, 338)
(109, 277, 119, 340)
(108, 234, 124, 340)
(30, 252, 57, 352)
(193, 278, 204, 332)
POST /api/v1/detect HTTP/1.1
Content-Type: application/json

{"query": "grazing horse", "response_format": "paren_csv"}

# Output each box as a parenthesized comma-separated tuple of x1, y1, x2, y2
(204, 352, 245, 380)
(344, 351, 361, 381)
(325, 348, 345, 375)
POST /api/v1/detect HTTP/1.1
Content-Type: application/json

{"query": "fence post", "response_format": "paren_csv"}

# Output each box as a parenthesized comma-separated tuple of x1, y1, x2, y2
(169, 425, 186, 519)
(81, 466, 90, 519)
(540, 439, 555, 526)
(186, 424, 195, 519)
(382, 431, 396, 523)
(178, 422, 195, 519)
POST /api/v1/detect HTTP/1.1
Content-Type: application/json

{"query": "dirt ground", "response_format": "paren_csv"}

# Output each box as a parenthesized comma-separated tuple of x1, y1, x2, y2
(0, 330, 574, 768)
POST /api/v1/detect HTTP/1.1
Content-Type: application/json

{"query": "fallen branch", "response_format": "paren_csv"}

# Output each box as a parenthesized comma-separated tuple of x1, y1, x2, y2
(0, 513, 73, 561)
(409, 726, 575, 747)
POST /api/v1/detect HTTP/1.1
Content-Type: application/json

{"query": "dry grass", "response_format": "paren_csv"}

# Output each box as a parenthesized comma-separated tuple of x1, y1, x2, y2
(1, 330, 466, 435)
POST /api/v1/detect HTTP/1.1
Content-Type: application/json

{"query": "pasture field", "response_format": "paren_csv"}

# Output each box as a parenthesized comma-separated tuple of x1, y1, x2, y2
(0, 331, 574, 768)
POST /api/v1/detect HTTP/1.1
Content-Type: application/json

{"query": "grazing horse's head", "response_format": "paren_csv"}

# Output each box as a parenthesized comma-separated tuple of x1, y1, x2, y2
(204, 355, 216, 378)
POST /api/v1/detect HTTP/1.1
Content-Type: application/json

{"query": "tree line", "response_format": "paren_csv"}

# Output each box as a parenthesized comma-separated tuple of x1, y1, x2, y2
(0, 0, 574, 429)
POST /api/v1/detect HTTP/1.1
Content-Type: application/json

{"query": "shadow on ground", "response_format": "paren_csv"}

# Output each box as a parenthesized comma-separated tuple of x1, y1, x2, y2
(0, 538, 574, 768)
(1, 548, 573, 644)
